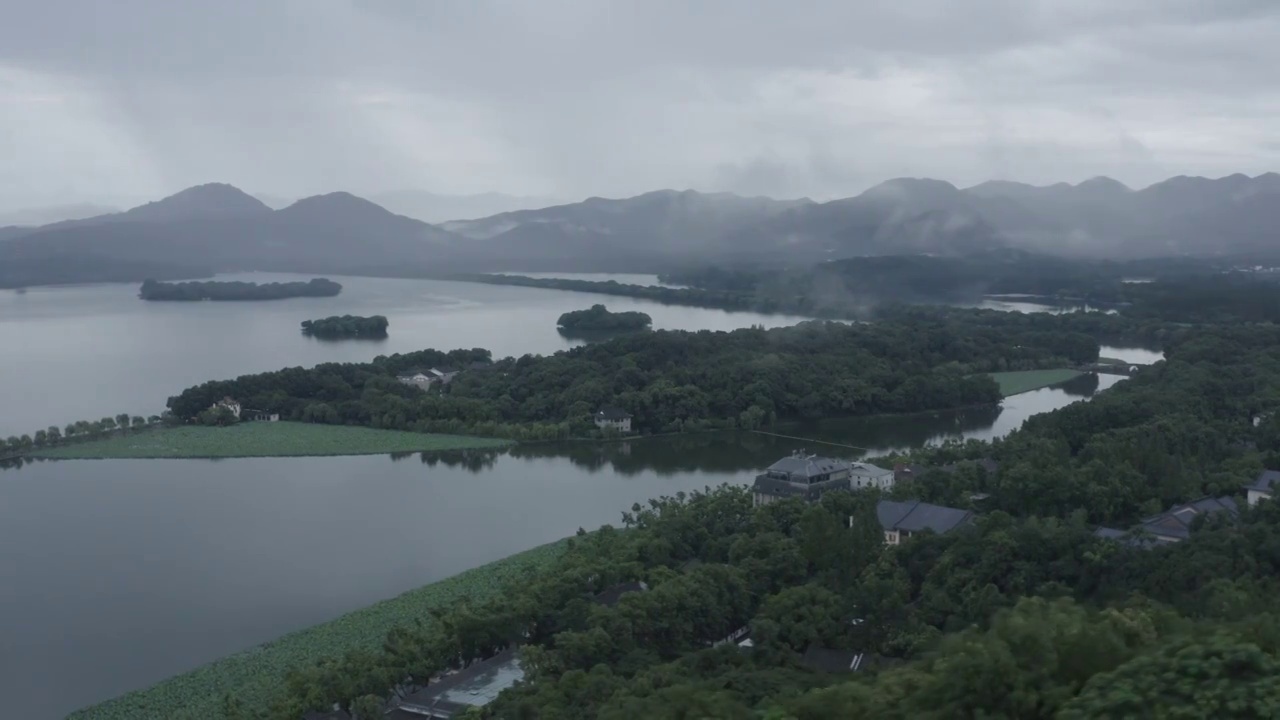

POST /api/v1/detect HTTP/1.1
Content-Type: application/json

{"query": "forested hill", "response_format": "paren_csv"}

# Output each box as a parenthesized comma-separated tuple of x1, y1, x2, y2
(165, 310, 1104, 440)
(300, 315, 389, 339)
(260, 321, 1280, 720)
(556, 304, 652, 331)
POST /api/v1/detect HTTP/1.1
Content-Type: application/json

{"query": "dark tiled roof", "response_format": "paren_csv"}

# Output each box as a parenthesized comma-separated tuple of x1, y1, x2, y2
(595, 406, 632, 420)
(397, 648, 524, 718)
(766, 454, 848, 479)
(1245, 469, 1280, 492)
(1098, 496, 1240, 546)
(1138, 495, 1237, 541)
(800, 644, 870, 673)
(877, 499, 974, 535)
(592, 580, 648, 606)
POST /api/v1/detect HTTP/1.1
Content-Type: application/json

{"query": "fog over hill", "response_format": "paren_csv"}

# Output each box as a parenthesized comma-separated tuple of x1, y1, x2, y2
(2, 172, 1278, 288)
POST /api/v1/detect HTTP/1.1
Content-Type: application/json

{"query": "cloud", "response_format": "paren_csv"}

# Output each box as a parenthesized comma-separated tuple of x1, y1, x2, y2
(1, 0, 1278, 208)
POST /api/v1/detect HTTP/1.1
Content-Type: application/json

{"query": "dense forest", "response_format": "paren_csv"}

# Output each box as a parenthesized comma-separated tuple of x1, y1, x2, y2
(211, 319, 1280, 720)
(556, 304, 651, 332)
(164, 309, 1110, 441)
(300, 315, 390, 339)
(138, 278, 342, 301)
(452, 255, 1280, 326)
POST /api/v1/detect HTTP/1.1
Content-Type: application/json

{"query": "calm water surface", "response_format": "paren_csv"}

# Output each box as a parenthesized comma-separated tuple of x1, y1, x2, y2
(0, 273, 807, 437)
(0, 274, 1153, 717)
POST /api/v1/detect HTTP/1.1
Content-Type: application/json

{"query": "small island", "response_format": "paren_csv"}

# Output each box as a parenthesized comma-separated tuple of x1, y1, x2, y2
(301, 314, 389, 339)
(139, 277, 342, 301)
(556, 304, 652, 332)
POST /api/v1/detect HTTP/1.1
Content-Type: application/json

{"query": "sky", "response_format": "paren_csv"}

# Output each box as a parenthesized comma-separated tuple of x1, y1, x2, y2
(2, 0, 1279, 209)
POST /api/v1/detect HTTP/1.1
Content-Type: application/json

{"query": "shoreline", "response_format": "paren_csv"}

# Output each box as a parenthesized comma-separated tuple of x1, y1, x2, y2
(31, 423, 510, 460)
(70, 540, 568, 720)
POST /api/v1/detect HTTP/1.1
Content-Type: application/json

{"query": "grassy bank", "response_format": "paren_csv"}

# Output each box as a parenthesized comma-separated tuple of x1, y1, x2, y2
(32, 422, 510, 459)
(987, 369, 1084, 397)
(70, 540, 568, 720)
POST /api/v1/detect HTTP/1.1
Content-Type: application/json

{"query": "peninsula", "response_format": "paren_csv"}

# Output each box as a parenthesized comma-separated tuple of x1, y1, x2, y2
(139, 277, 342, 301)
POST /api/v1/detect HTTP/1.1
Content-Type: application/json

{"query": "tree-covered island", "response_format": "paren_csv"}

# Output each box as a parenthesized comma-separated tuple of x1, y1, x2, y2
(301, 315, 389, 339)
(139, 277, 342, 301)
(556, 304, 652, 332)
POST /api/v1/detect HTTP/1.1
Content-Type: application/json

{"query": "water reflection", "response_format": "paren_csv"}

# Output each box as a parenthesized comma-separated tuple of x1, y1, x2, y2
(555, 327, 649, 343)
(1058, 372, 1101, 397)
(373, 374, 1120, 478)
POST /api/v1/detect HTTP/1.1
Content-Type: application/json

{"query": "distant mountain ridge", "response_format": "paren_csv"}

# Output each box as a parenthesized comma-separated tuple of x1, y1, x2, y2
(2, 173, 1278, 288)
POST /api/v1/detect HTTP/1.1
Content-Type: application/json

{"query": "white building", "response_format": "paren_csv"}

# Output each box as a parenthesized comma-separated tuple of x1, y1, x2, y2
(849, 462, 894, 490)
(212, 397, 241, 419)
(1245, 469, 1280, 506)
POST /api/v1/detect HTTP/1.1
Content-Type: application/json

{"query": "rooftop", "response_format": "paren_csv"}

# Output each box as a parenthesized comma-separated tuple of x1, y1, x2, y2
(396, 648, 524, 718)
(595, 406, 632, 420)
(766, 452, 849, 480)
(849, 462, 892, 477)
(1245, 469, 1280, 493)
(1096, 495, 1239, 545)
(877, 499, 974, 535)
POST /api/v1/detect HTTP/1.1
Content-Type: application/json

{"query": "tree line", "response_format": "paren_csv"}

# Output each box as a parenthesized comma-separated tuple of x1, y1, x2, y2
(0, 413, 163, 459)
(217, 318, 1280, 719)
(449, 253, 1280, 328)
(139, 278, 342, 301)
(163, 310, 1112, 442)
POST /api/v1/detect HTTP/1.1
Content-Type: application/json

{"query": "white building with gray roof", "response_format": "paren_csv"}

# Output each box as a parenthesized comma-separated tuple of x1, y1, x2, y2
(752, 451, 895, 506)
(875, 499, 975, 545)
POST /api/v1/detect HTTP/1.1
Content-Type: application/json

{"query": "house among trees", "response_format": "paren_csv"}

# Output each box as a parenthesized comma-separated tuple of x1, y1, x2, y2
(396, 369, 436, 390)
(1094, 495, 1239, 545)
(593, 406, 632, 433)
(244, 409, 280, 422)
(430, 367, 461, 384)
(591, 580, 649, 607)
(389, 647, 525, 719)
(211, 397, 241, 419)
(752, 452, 895, 506)
(1244, 469, 1280, 506)
(875, 499, 975, 545)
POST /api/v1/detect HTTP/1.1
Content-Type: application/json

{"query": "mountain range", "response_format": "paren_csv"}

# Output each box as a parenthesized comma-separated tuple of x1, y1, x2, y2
(2, 173, 1278, 288)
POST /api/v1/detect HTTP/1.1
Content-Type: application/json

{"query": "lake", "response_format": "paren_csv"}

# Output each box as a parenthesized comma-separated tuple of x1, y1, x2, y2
(0, 273, 811, 438)
(0, 273, 1151, 717)
(2, 375, 1120, 719)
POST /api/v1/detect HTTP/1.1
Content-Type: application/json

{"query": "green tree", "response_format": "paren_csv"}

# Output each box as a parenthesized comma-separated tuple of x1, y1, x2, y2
(1060, 635, 1280, 719)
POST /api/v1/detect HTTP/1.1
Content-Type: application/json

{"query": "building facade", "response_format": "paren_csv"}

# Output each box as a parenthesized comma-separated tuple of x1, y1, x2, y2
(752, 452, 856, 506)
(593, 407, 633, 433)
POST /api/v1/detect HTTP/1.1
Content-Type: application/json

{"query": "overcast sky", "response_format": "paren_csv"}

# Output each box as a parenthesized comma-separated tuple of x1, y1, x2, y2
(2, 0, 1278, 208)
